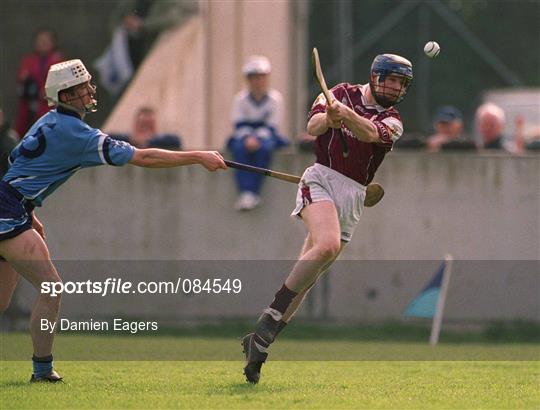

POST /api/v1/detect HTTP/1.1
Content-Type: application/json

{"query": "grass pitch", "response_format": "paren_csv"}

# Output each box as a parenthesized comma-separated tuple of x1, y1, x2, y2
(1, 333, 539, 409)
(1, 360, 538, 409)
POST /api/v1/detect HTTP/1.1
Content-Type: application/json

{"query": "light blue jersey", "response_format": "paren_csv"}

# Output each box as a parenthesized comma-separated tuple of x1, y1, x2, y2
(3, 109, 135, 206)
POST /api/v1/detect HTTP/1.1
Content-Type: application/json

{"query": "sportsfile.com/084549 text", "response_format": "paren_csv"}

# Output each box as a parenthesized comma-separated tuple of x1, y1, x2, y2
(40, 277, 243, 297)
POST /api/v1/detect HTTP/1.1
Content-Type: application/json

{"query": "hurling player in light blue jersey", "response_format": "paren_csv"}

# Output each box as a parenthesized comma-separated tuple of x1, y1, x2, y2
(0, 59, 227, 382)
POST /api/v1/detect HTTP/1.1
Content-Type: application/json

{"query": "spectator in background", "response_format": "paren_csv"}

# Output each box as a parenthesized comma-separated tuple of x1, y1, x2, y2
(95, 0, 197, 97)
(227, 56, 288, 211)
(475, 102, 524, 154)
(0, 107, 18, 177)
(426, 106, 468, 152)
(524, 125, 540, 151)
(110, 107, 182, 149)
(14, 28, 64, 137)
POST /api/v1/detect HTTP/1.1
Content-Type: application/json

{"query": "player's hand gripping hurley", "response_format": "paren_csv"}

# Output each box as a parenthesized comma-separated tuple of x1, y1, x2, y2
(312, 48, 349, 158)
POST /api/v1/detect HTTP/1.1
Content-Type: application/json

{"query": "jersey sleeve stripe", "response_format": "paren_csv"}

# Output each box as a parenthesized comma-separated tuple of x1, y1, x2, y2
(102, 137, 114, 166)
(97, 133, 107, 164)
(373, 122, 393, 145)
(380, 116, 403, 142)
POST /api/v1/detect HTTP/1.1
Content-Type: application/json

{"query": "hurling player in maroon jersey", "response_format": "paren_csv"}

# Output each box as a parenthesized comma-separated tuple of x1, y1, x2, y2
(242, 54, 413, 384)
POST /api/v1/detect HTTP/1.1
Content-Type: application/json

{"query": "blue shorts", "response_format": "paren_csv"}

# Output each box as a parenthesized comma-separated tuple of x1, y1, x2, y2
(0, 181, 34, 242)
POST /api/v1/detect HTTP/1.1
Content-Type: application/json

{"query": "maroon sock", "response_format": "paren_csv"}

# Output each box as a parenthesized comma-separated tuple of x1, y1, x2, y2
(269, 284, 298, 315)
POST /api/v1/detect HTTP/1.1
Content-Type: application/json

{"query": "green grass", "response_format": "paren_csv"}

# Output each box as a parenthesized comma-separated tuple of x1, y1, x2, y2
(1, 333, 539, 409)
(1, 361, 538, 409)
(1, 332, 539, 361)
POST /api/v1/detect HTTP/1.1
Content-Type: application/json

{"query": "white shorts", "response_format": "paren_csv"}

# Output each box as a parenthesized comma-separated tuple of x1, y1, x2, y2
(291, 163, 366, 242)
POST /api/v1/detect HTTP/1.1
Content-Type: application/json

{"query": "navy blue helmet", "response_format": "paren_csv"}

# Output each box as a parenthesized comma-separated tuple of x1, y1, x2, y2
(369, 54, 413, 108)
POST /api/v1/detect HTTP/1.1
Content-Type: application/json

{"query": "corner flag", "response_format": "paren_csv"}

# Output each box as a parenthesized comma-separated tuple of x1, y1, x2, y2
(404, 255, 453, 345)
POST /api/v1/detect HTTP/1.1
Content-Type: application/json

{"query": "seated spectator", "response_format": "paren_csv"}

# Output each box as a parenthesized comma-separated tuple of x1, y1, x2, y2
(0, 107, 18, 177)
(110, 107, 182, 149)
(394, 132, 426, 149)
(227, 55, 288, 211)
(476, 102, 524, 154)
(525, 125, 540, 151)
(426, 106, 474, 151)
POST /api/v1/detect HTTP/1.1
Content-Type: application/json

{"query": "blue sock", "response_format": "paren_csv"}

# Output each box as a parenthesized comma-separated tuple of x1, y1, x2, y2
(32, 355, 53, 377)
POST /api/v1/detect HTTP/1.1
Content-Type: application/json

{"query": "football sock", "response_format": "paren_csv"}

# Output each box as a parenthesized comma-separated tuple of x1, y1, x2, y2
(252, 285, 297, 352)
(254, 310, 289, 349)
(275, 319, 288, 338)
(269, 284, 298, 315)
(253, 333, 270, 352)
(32, 354, 53, 377)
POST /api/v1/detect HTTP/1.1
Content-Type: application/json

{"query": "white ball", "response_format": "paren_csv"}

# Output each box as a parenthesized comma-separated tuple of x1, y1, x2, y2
(424, 41, 441, 59)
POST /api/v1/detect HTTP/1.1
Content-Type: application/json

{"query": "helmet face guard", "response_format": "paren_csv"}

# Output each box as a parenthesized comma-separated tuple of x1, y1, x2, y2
(60, 82, 98, 114)
(369, 54, 413, 108)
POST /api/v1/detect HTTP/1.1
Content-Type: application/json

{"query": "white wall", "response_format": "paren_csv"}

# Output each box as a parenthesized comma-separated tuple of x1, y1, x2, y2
(18, 152, 538, 323)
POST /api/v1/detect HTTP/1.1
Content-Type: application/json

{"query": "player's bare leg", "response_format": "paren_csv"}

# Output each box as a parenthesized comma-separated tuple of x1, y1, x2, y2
(0, 229, 63, 382)
(278, 231, 342, 322)
(257, 234, 321, 337)
(282, 233, 315, 318)
(282, 241, 345, 323)
(284, 201, 341, 291)
(243, 201, 342, 383)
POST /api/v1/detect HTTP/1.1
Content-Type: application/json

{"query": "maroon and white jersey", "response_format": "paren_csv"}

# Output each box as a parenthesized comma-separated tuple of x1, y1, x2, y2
(308, 83, 403, 186)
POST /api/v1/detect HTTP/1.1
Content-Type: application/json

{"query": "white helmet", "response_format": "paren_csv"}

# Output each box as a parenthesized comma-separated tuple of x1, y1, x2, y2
(45, 59, 92, 107)
(242, 55, 271, 76)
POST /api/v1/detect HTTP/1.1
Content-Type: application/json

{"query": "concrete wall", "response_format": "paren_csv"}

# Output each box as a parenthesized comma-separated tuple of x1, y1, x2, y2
(13, 152, 537, 323)
(12, 259, 538, 325)
(39, 152, 539, 261)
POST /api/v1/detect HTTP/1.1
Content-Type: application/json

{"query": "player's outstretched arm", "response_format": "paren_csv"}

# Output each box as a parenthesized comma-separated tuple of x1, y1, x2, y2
(129, 148, 227, 171)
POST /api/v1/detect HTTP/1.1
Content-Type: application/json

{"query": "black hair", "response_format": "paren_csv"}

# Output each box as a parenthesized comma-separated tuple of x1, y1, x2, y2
(34, 28, 57, 45)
